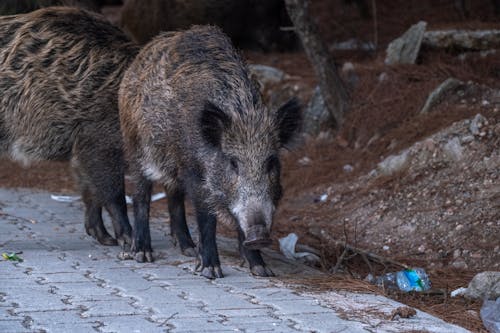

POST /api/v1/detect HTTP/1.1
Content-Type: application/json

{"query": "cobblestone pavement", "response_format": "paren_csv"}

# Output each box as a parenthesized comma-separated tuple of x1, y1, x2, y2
(0, 188, 470, 333)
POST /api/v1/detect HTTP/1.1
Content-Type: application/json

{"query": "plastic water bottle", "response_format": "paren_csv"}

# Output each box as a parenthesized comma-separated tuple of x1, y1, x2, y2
(396, 268, 431, 292)
(373, 268, 431, 292)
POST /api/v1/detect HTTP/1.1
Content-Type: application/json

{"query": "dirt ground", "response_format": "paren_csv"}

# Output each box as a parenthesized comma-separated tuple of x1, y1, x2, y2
(1, 1, 499, 332)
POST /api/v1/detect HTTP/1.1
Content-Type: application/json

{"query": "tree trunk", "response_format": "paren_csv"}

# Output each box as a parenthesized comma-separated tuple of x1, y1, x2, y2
(284, 0, 348, 129)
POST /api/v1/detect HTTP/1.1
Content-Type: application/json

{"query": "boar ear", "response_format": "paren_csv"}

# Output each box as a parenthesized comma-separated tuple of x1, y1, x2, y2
(201, 101, 231, 147)
(277, 97, 302, 147)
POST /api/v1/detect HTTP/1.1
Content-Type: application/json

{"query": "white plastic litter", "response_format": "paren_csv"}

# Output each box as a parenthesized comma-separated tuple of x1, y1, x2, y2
(451, 287, 468, 297)
(151, 192, 166, 201)
(50, 195, 81, 202)
(279, 233, 320, 263)
(52, 193, 166, 205)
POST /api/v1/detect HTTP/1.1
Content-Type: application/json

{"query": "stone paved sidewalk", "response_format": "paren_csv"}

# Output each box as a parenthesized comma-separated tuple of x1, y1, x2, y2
(0, 188, 470, 333)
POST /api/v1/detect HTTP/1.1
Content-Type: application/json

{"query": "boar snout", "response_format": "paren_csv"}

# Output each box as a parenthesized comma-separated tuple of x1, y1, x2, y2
(242, 220, 272, 250)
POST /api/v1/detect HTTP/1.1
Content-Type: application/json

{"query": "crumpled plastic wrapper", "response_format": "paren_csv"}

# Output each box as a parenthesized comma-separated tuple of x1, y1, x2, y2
(279, 233, 321, 265)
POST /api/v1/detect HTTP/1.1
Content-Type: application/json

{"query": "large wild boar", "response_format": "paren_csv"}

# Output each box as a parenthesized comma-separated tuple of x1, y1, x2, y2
(0, 7, 137, 247)
(119, 25, 301, 278)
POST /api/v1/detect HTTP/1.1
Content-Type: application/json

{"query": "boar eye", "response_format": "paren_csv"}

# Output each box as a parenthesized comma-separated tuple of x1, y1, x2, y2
(266, 155, 280, 174)
(230, 157, 239, 174)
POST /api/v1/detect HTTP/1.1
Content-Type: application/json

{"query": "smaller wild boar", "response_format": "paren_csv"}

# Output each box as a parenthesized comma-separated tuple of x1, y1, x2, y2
(119, 25, 301, 278)
(0, 7, 137, 247)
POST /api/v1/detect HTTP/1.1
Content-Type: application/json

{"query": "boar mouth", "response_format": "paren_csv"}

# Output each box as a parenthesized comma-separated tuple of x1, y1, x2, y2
(243, 238, 272, 250)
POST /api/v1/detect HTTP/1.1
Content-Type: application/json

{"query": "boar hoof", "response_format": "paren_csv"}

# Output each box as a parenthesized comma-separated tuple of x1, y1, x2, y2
(117, 251, 134, 260)
(182, 247, 197, 257)
(199, 266, 224, 279)
(251, 265, 275, 277)
(134, 251, 154, 263)
(86, 227, 118, 246)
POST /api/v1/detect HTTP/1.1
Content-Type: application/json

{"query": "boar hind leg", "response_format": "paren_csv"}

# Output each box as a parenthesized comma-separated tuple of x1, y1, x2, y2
(82, 188, 117, 246)
(194, 205, 223, 279)
(166, 185, 196, 257)
(72, 134, 132, 247)
(130, 175, 154, 263)
(238, 229, 274, 277)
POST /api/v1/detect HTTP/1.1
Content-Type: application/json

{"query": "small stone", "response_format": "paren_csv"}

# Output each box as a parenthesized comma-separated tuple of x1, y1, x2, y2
(456, 224, 464, 231)
(248, 64, 286, 85)
(298, 156, 312, 166)
(377, 150, 410, 176)
(417, 245, 426, 253)
(378, 72, 388, 82)
(443, 137, 464, 161)
(341, 62, 355, 73)
(383, 245, 390, 251)
(469, 114, 487, 136)
(461, 135, 474, 144)
(343, 164, 354, 173)
(452, 258, 468, 269)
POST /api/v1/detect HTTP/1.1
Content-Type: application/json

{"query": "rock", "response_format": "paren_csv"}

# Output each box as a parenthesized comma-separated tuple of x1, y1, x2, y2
(377, 150, 410, 176)
(330, 38, 375, 51)
(452, 258, 468, 269)
(303, 86, 331, 135)
(443, 137, 464, 162)
(420, 78, 464, 114)
(248, 64, 286, 86)
(464, 271, 500, 300)
(343, 164, 354, 173)
(423, 29, 500, 51)
(385, 21, 427, 65)
(469, 114, 488, 136)
(378, 72, 388, 82)
(342, 62, 359, 87)
(297, 156, 312, 166)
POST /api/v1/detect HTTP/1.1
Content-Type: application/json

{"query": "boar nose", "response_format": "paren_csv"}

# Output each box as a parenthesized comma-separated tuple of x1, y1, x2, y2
(243, 224, 272, 250)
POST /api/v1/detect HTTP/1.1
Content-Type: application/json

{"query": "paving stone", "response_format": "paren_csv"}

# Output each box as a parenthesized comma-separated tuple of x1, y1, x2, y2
(80, 299, 148, 318)
(0, 319, 29, 333)
(168, 316, 234, 332)
(0, 189, 471, 333)
(99, 315, 167, 333)
(291, 312, 368, 332)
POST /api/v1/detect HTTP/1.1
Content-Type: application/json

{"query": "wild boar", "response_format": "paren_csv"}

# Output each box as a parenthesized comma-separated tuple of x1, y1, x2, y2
(119, 25, 301, 278)
(0, 7, 137, 247)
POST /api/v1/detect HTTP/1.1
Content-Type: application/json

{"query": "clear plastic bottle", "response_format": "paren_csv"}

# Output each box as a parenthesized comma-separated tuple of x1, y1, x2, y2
(374, 268, 431, 292)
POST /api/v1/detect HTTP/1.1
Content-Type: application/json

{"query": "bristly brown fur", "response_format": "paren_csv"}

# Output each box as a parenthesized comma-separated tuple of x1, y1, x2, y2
(0, 7, 139, 245)
(119, 25, 301, 273)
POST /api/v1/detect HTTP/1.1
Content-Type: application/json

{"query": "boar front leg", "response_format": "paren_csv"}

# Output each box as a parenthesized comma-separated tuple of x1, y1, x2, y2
(238, 229, 274, 277)
(193, 202, 223, 279)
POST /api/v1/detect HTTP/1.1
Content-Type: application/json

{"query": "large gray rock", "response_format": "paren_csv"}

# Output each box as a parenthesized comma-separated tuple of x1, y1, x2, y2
(420, 78, 464, 114)
(423, 29, 500, 50)
(464, 271, 500, 300)
(385, 21, 427, 65)
(248, 64, 286, 87)
(302, 86, 331, 135)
